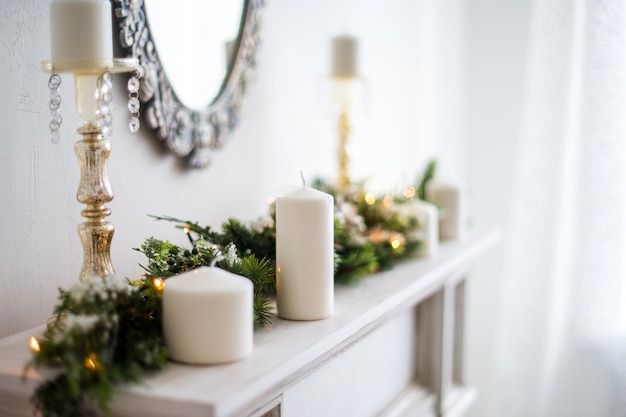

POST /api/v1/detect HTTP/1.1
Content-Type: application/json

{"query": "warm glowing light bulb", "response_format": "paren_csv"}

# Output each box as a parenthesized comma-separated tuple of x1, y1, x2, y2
(84, 353, 99, 371)
(403, 187, 416, 198)
(365, 193, 376, 205)
(390, 237, 401, 249)
(382, 195, 393, 207)
(368, 230, 385, 243)
(153, 277, 164, 291)
(29, 336, 40, 352)
(183, 225, 191, 234)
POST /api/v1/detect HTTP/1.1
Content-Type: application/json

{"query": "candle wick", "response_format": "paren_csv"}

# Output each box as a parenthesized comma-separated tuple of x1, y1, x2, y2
(300, 171, 306, 187)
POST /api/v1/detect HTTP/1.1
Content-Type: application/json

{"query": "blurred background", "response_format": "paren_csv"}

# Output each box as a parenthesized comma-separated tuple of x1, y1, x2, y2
(0, 0, 624, 416)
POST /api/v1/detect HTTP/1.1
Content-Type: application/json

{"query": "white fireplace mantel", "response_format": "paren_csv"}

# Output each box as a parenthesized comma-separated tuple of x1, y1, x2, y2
(0, 230, 499, 417)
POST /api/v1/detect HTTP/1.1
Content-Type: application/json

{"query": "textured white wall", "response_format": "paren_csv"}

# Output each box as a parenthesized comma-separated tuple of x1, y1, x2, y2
(0, 0, 467, 338)
(464, 2, 531, 416)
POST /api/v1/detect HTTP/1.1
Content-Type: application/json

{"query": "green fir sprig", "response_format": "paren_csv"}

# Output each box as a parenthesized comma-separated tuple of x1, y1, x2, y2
(26, 277, 167, 417)
(417, 159, 437, 201)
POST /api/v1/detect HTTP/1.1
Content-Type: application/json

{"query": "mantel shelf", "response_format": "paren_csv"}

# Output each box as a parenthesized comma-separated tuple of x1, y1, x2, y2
(0, 229, 500, 417)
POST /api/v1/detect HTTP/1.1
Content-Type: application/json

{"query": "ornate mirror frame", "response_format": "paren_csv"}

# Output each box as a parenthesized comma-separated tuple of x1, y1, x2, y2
(113, 0, 265, 168)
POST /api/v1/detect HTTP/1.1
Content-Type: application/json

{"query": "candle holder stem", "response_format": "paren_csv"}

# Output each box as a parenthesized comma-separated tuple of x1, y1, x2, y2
(75, 122, 115, 282)
(337, 108, 351, 193)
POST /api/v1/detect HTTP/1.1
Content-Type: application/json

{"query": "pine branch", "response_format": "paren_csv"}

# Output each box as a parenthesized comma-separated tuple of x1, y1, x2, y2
(417, 159, 437, 201)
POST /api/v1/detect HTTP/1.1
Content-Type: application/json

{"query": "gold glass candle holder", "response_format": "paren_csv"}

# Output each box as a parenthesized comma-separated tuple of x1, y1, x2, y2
(333, 78, 354, 193)
(42, 58, 137, 282)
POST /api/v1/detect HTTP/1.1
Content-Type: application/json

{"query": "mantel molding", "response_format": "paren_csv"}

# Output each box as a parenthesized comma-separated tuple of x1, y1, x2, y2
(0, 230, 500, 417)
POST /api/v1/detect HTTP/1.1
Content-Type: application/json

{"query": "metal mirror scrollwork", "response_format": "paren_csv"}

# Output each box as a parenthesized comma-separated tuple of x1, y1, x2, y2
(114, 0, 264, 168)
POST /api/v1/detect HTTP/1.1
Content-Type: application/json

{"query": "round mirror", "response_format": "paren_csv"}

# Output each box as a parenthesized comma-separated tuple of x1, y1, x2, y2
(114, 0, 265, 168)
(145, 1, 243, 110)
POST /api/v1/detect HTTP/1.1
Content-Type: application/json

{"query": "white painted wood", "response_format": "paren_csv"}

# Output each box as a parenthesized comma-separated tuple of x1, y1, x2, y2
(0, 230, 499, 417)
(249, 395, 282, 417)
(281, 307, 417, 417)
(441, 281, 458, 406)
(378, 384, 438, 417)
(416, 288, 444, 397)
(441, 386, 478, 417)
(453, 281, 466, 384)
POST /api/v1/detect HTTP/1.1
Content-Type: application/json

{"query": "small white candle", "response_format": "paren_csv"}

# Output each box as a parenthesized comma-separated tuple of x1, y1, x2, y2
(415, 200, 439, 256)
(331, 35, 358, 78)
(276, 178, 334, 320)
(426, 181, 467, 240)
(162, 267, 253, 365)
(50, 0, 113, 62)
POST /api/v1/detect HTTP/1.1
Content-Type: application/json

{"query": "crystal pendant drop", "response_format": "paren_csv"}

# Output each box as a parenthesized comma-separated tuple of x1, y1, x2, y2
(128, 76, 140, 93)
(129, 117, 140, 133)
(48, 73, 62, 143)
(49, 92, 61, 111)
(128, 97, 140, 113)
(127, 70, 141, 133)
(96, 72, 114, 137)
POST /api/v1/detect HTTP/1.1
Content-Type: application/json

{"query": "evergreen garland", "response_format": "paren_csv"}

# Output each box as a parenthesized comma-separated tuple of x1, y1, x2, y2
(26, 159, 438, 417)
(26, 277, 167, 417)
(313, 178, 422, 280)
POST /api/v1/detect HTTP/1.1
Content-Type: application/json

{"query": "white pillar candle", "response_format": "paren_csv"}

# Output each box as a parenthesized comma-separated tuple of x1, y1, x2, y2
(414, 200, 439, 256)
(426, 181, 467, 240)
(74, 74, 99, 122)
(162, 267, 253, 365)
(50, 0, 114, 62)
(276, 181, 334, 320)
(331, 35, 358, 78)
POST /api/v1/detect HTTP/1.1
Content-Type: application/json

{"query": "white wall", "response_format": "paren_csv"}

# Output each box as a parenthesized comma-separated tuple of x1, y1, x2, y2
(464, 1, 531, 416)
(0, 0, 468, 338)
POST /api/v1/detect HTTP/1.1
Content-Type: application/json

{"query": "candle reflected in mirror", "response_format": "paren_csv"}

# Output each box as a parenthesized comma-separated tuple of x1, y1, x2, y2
(29, 337, 40, 352)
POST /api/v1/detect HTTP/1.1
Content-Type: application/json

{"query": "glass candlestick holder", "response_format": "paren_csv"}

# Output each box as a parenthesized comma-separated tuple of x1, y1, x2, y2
(41, 58, 137, 282)
(329, 76, 366, 194)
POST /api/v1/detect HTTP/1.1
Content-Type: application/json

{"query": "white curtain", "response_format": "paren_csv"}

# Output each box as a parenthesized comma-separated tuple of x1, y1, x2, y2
(484, 0, 625, 416)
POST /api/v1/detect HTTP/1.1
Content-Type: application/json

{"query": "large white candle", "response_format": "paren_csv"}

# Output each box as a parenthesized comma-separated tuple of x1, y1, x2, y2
(426, 181, 467, 240)
(331, 35, 358, 78)
(50, 0, 114, 62)
(276, 180, 334, 320)
(162, 267, 253, 365)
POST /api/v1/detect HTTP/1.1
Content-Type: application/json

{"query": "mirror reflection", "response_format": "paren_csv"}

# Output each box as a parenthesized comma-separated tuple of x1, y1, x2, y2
(145, 1, 244, 110)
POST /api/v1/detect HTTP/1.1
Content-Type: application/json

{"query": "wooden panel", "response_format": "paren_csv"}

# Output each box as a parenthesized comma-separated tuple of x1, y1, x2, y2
(415, 289, 444, 397)
(453, 281, 466, 384)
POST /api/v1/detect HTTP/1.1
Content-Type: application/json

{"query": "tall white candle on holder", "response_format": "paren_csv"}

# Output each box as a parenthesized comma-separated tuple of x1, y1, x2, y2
(331, 35, 358, 78)
(162, 267, 253, 365)
(276, 175, 334, 320)
(50, 0, 113, 63)
(50, 0, 115, 123)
